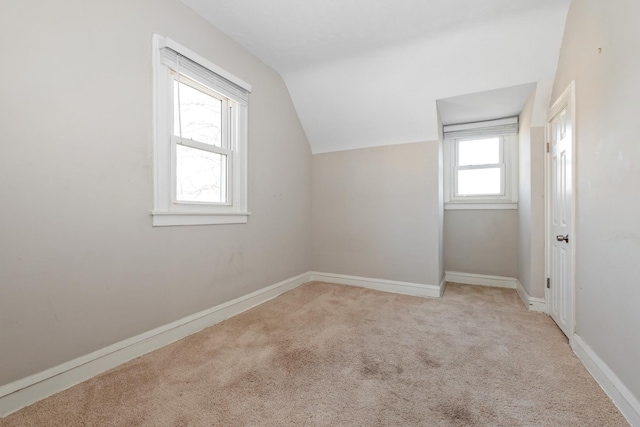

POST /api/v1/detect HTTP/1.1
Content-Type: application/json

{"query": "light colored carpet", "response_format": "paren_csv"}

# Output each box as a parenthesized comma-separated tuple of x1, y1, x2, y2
(0, 282, 628, 426)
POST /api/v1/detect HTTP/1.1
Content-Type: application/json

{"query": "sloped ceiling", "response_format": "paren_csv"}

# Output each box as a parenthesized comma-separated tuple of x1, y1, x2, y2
(182, 0, 571, 153)
(437, 83, 537, 126)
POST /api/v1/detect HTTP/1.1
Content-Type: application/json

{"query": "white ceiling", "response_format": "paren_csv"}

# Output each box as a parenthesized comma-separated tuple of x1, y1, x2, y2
(437, 83, 537, 126)
(182, 0, 571, 153)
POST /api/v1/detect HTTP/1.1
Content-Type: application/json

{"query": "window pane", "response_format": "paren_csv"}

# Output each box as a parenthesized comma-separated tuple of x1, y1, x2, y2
(174, 80, 223, 147)
(176, 145, 227, 203)
(458, 138, 500, 166)
(457, 168, 501, 195)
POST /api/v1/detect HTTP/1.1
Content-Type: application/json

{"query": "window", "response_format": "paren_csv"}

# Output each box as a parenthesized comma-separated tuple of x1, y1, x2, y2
(152, 35, 251, 226)
(443, 118, 518, 209)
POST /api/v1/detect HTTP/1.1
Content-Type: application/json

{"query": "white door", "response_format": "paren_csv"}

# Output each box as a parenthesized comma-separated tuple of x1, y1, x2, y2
(547, 83, 575, 339)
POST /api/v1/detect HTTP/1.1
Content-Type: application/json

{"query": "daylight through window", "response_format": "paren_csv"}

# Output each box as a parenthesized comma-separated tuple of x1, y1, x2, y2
(456, 137, 503, 196)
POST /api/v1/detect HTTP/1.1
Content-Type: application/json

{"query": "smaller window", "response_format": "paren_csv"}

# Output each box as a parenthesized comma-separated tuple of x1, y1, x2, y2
(443, 118, 518, 209)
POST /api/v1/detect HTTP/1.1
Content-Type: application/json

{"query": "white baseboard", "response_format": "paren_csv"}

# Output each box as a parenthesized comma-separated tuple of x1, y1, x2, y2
(310, 271, 443, 298)
(445, 271, 517, 289)
(515, 280, 548, 313)
(439, 276, 447, 297)
(572, 335, 640, 426)
(0, 272, 312, 418)
(7, 271, 636, 427)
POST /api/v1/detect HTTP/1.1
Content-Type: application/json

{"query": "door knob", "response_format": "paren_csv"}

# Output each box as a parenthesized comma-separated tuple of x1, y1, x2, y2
(556, 234, 569, 243)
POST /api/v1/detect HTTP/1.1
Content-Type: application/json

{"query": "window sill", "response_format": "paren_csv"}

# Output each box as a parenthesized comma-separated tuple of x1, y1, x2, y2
(444, 203, 517, 210)
(151, 211, 250, 226)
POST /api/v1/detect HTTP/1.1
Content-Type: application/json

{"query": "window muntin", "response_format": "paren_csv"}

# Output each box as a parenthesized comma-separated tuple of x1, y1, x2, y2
(152, 35, 250, 226)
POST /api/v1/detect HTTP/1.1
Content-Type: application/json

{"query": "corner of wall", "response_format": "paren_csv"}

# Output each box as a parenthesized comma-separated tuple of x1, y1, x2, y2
(517, 88, 536, 298)
(437, 108, 445, 283)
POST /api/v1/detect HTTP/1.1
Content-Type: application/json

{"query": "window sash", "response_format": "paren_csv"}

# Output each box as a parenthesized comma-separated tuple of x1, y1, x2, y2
(173, 147, 231, 206)
(453, 137, 506, 197)
(455, 137, 503, 167)
(170, 137, 233, 206)
(171, 73, 231, 150)
(453, 164, 506, 198)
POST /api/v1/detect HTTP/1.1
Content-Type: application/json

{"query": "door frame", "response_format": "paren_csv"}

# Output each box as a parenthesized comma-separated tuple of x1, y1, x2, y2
(544, 80, 577, 342)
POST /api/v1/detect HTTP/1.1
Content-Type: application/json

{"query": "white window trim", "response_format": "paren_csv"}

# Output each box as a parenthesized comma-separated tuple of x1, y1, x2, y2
(151, 34, 251, 226)
(443, 119, 519, 210)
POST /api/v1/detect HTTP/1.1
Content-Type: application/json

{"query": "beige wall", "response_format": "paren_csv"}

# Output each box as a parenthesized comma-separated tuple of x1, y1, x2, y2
(552, 0, 640, 400)
(444, 210, 519, 278)
(0, 0, 311, 387)
(518, 91, 546, 298)
(442, 114, 520, 279)
(312, 142, 442, 286)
